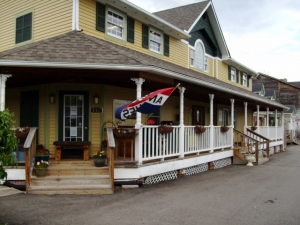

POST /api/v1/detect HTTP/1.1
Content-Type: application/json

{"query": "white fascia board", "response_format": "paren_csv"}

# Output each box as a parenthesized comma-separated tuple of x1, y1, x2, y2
(222, 57, 258, 76)
(0, 60, 287, 109)
(100, 0, 190, 40)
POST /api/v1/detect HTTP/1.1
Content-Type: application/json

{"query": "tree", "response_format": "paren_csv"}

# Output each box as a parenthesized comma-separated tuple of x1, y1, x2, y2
(0, 109, 17, 180)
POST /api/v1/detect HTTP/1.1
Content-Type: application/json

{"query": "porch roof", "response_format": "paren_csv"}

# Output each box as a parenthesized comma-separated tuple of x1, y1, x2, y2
(0, 31, 287, 111)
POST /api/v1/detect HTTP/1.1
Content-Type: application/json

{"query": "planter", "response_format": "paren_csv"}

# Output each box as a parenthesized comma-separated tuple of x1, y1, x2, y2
(113, 129, 136, 139)
(94, 157, 106, 167)
(35, 167, 47, 177)
(158, 126, 174, 134)
(251, 126, 257, 131)
(15, 130, 29, 139)
(35, 155, 50, 163)
(220, 126, 229, 133)
(195, 127, 206, 134)
(244, 154, 255, 166)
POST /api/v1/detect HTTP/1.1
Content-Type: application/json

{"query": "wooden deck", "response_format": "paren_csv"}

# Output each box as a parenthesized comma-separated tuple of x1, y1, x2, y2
(28, 159, 113, 195)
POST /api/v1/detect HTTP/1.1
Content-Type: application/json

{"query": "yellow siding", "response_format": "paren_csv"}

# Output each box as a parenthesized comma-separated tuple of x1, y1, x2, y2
(218, 61, 252, 91)
(80, 0, 189, 68)
(0, 0, 72, 52)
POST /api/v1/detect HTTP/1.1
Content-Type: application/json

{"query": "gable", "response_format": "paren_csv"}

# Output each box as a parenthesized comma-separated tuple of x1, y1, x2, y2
(189, 12, 221, 58)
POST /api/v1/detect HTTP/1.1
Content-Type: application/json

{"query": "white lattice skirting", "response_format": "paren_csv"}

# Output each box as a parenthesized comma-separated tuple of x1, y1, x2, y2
(144, 170, 178, 184)
(213, 158, 232, 169)
(182, 163, 209, 176)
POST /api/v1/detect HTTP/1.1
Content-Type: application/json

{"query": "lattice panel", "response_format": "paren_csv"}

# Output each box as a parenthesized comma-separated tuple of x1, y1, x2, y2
(213, 158, 231, 169)
(144, 170, 177, 184)
(183, 163, 208, 176)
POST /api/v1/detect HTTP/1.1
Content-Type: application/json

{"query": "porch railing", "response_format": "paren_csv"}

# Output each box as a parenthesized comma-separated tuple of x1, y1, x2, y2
(138, 125, 233, 164)
(24, 127, 37, 194)
(246, 126, 283, 140)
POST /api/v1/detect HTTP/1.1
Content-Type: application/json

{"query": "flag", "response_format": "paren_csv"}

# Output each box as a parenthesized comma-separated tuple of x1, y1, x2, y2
(115, 87, 176, 120)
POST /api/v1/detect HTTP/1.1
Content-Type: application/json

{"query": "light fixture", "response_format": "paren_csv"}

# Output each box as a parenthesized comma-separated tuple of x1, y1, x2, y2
(94, 94, 99, 104)
(49, 93, 55, 104)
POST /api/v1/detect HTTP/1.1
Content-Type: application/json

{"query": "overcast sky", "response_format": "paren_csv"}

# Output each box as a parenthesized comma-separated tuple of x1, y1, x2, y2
(128, 0, 300, 82)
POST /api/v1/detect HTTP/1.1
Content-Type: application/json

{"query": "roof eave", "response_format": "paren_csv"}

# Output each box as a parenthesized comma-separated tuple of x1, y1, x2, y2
(222, 57, 258, 77)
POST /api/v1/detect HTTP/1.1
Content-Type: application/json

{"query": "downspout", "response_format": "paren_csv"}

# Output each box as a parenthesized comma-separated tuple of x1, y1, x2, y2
(73, 0, 82, 31)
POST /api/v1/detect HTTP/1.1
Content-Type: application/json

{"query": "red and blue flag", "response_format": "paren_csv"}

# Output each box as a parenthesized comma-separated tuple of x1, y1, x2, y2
(115, 87, 176, 120)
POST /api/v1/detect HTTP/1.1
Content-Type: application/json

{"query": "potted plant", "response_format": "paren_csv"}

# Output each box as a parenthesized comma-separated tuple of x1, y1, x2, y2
(195, 125, 206, 134)
(113, 128, 136, 139)
(158, 124, 174, 134)
(34, 160, 49, 177)
(36, 145, 50, 162)
(93, 150, 107, 167)
(251, 126, 257, 131)
(14, 126, 30, 139)
(220, 125, 229, 133)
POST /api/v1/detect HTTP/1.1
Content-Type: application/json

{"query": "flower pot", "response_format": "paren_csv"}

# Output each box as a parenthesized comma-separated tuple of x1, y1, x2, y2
(244, 154, 255, 166)
(158, 127, 174, 134)
(94, 157, 106, 167)
(113, 129, 136, 139)
(195, 127, 206, 134)
(251, 126, 257, 131)
(220, 126, 229, 133)
(35, 155, 50, 163)
(35, 167, 47, 177)
(15, 130, 28, 139)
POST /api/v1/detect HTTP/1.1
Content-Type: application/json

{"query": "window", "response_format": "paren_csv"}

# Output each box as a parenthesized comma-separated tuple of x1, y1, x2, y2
(204, 57, 208, 72)
(149, 29, 162, 53)
(107, 9, 125, 39)
(15, 12, 32, 44)
(190, 40, 206, 71)
(230, 67, 236, 82)
(242, 73, 247, 86)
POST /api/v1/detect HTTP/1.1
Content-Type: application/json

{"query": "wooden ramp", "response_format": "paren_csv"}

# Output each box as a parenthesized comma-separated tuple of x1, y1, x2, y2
(28, 159, 113, 195)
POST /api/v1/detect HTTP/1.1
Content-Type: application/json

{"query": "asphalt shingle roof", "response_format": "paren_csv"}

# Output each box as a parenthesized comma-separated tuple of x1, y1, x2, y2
(0, 31, 285, 108)
(153, 1, 210, 31)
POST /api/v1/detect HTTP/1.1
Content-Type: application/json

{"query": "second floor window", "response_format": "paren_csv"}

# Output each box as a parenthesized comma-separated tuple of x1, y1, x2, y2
(150, 29, 162, 53)
(242, 73, 247, 86)
(231, 68, 236, 82)
(16, 12, 32, 44)
(107, 10, 124, 39)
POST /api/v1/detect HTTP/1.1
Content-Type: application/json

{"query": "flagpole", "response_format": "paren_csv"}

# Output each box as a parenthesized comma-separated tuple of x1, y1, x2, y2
(147, 83, 181, 121)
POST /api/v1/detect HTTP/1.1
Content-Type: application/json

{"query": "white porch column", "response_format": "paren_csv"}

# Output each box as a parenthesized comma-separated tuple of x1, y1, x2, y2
(209, 94, 214, 153)
(281, 111, 284, 141)
(0, 74, 12, 111)
(244, 102, 247, 132)
(131, 78, 145, 165)
(131, 78, 145, 129)
(256, 105, 260, 133)
(178, 87, 186, 158)
(230, 99, 234, 148)
(275, 109, 278, 139)
(266, 108, 269, 139)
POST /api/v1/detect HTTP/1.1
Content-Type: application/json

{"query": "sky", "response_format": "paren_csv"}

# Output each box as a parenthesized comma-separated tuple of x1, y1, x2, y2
(128, 0, 300, 82)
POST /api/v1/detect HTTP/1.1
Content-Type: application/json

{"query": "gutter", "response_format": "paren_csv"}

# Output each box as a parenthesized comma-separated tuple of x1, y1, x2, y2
(0, 60, 288, 110)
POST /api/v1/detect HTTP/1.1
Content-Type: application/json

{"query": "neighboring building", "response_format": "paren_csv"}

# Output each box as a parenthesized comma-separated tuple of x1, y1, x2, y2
(0, 0, 287, 194)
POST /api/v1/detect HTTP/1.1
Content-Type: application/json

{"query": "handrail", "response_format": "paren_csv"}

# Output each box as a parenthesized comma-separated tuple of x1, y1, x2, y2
(246, 128, 270, 158)
(24, 127, 37, 194)
(233, 128, 269, 165)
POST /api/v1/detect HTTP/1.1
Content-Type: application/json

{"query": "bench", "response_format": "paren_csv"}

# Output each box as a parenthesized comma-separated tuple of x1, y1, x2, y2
(53, 141, 91, 161)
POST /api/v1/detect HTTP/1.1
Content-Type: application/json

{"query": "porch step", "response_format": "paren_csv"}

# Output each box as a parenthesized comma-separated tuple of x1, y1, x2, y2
(28, 160, 113, 195)
(233, 148, 269, 165)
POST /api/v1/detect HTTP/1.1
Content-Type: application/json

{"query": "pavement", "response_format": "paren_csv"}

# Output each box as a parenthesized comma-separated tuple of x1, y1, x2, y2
(0, 144, 300, 225)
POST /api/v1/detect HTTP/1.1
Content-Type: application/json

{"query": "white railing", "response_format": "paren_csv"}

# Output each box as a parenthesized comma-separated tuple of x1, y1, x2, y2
(214, 126, 232, 149)
(184, 126, 211, 154)
(246, 126, 283, 140)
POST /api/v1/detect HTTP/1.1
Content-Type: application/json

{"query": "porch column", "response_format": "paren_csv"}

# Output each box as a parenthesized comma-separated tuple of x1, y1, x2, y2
(131, 78, 145, 165)
(281, 111, 284, 142)
(0, 74, 11, 111)
(131, 78, 145, 129)
(230, 99, 234, 148)
(209, 94, 214, 153)
(275, 109, 278, 139)
(244, 102, 247, 132)
(256, 105, 260, 132)
(266, 108, 269, 139)
(178, 87, 186, 158)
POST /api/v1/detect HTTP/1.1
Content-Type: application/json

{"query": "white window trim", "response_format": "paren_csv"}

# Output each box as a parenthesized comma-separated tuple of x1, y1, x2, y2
(204, 56, 208, 72)
(106, 8, 126, 40)
(231, 67, 237, 82)
(242, 73, 247, 86)
(189, 39, 206, 72)
(149, 28, 162, 54)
